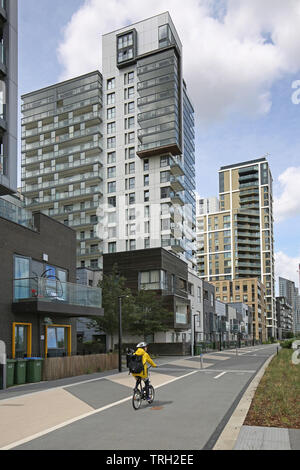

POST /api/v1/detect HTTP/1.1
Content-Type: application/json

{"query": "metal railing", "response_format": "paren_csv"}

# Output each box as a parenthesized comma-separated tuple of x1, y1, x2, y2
(13, 277, 102, 309)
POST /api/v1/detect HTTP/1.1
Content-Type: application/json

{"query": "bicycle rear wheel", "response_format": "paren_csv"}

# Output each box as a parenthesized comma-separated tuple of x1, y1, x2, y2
(132, 389, 142, 410)
(147, 385, 155, 404)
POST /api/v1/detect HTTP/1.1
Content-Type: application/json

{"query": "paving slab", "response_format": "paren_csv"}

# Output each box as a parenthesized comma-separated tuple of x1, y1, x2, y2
(234, 426, 291, 450)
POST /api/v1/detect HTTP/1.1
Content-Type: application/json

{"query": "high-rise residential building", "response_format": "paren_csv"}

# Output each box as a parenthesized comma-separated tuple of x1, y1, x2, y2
(100, 12, 196, 270)
(196, 157, 275, 339)
(279, 277, 298, 334)
(0, 0, 18, 195)
(276, 297, 293, 340)
(196, 194, 219, 215)
(21, 71, 104, 271)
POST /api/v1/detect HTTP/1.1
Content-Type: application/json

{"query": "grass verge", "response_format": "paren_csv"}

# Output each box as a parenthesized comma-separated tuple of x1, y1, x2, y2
(244, 349, 300, 429)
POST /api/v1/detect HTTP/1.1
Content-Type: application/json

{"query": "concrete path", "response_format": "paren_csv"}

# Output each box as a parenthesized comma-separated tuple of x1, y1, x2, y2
(0, 345, 285, 450)
(234, 426, 300, 450)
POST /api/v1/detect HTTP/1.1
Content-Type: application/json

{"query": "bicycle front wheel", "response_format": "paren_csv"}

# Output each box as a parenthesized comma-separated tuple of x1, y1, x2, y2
(132, 389, 142, 410)
(147, 385, 155, 404)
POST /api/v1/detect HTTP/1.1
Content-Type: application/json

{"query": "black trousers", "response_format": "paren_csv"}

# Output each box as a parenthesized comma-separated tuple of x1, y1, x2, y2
(135, 377, 150, 397)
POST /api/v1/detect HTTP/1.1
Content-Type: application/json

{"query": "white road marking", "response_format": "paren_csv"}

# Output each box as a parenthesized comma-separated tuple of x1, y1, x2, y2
(214, 372, 227, 379)
(0, 369, 198, 451)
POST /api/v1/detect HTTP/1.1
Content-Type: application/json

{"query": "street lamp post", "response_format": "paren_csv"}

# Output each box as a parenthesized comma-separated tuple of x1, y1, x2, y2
(118, 296, 123, 373)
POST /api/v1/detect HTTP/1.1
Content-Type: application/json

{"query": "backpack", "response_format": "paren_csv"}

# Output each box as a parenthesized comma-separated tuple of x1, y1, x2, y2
(127, 351, 144, 374)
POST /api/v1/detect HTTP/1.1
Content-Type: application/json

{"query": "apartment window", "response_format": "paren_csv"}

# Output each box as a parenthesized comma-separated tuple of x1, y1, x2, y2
(90, 260, 99, 269)
(144, 175, 149, 186)
(125, 87, 135, 99)
(81, 261, 85, 268)
(129, 239, 136, 251)
(107, 93, 115, 105)
(107, 107, 116, 120)
(80, 231, 85, 240)
(107, 181, 116, 193)
(126, 162, 135, 174)
(125, 101, 135, 114)
(160, 171, 170, 183)
(128, 208, 135, 220)
(107, 122, 116, 134)
(161, 187, 170, 199)
(144, 238, 150, 249)
(128, 193, 135, 205)
(144, 190, 150, 202)
(118, 32, 134, 64)
(125, 71, 134, 84)
(125, 116, 135, 129)
(108, 242, 117, 253)
(107, 152, 116, 164)
(144, 221, 150, 234)
(107, 78, 115, 90)
(107, 137, 116, 149)
(160, 155, 169, 167)
(161, 218, 170, 231)
(125, 132, 135, 144)
(144, 206, 150, 218)
(108, 196, 116, 208)
(107, 166, 116, 179)
(90, 215, 98, 224)
(125, 147, 135, 160)
(144, 159, 149, 171)
(126, 177, 135, 190)
(197, 286, 201, 303)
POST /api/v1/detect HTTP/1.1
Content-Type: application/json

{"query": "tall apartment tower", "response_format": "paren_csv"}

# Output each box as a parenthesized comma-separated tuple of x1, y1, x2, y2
(0, 0, 18, 195)
(21, 72, 104, 270)
(197, 157, 276, 339)
(100, 12, 196, 270)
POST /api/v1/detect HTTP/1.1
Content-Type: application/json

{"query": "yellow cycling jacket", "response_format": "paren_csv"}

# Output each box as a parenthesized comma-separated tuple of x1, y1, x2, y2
(131, 348, 157, 379)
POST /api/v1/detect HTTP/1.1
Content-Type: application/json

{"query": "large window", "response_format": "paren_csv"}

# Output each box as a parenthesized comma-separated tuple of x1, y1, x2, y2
(46, 325, 71, 358)
(139, 270, 168, 291)
(14, 256, 30, 300)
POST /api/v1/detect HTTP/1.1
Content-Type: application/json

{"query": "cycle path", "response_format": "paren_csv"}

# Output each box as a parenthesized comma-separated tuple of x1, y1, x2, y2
(0, 345, 277, 450)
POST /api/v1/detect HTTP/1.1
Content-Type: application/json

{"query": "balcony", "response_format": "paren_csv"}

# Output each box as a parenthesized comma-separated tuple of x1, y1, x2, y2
(170, 175, 184, 192)
(0, 198, 36, 230)
(170, 156, 185, 176)
(171, 192, 185, 206)
(12, 277, 103, 318)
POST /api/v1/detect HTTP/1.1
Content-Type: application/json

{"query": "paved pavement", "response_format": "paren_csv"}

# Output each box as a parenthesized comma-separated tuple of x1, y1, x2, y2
(234, 426, 300, 450)
(0, 344, 296, 450)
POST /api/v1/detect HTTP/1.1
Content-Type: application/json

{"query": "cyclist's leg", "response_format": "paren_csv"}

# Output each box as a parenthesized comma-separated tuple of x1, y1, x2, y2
(144, 378, 150, 398)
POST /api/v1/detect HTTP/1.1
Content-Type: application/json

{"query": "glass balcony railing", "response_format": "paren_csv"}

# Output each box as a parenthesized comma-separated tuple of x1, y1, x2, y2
(13, 277, 102, 309)
(0, 198, 36, 230)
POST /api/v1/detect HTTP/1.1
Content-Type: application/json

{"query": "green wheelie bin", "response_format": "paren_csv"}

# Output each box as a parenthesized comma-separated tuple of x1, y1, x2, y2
(14, 359, 27, 385)
(6, 359, 16, 387)
(26, 358, 44, 383)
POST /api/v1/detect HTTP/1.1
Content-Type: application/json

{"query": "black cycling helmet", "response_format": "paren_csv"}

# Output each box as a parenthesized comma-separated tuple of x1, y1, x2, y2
(136, 342, 148, 349)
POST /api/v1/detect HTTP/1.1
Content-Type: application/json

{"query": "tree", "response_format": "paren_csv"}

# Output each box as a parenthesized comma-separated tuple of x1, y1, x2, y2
(127, 289, 173, 341)
(88, 264, 135, 350)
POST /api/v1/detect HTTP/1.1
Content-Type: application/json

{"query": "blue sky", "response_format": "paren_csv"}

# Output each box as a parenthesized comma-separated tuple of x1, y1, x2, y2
(19, 0, 300, 286)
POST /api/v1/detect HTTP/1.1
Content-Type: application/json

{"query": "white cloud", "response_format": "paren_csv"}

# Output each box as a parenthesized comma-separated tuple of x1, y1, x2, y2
(274, 167, 300, 222)
(275, 251, 300, 289)
(57, 0, 300, 122)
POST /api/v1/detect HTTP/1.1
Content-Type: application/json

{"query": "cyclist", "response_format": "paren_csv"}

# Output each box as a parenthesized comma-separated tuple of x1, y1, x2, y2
(132, 342, 157, 402)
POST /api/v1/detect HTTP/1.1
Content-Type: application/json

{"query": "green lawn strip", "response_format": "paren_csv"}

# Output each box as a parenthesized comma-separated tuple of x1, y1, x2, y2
(244, 349, 300, 429)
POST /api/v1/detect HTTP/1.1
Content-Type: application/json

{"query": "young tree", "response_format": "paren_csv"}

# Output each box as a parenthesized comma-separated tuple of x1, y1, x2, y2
(88, 264, 134, 350)
(127, 288, 173, 341)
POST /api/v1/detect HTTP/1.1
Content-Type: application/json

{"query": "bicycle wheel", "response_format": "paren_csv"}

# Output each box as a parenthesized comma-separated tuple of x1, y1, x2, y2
(147, 385, 155, 404)
(132, 389, 142, 410)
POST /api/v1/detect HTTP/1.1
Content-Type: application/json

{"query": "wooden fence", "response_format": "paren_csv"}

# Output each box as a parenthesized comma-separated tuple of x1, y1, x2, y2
(42, 353, 118, 381)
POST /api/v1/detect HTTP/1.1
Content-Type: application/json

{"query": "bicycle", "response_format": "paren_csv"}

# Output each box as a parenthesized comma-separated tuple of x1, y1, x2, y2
(132, 366, 155, 410)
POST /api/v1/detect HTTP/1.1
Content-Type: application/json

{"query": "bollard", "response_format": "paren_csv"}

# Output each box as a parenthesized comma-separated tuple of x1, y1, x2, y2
(200, 354, 203, 369)
(0, 340, 7, 390)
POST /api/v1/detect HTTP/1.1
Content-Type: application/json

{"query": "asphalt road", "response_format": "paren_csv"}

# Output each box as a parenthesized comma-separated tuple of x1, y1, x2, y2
(0, 344, 277, 450)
